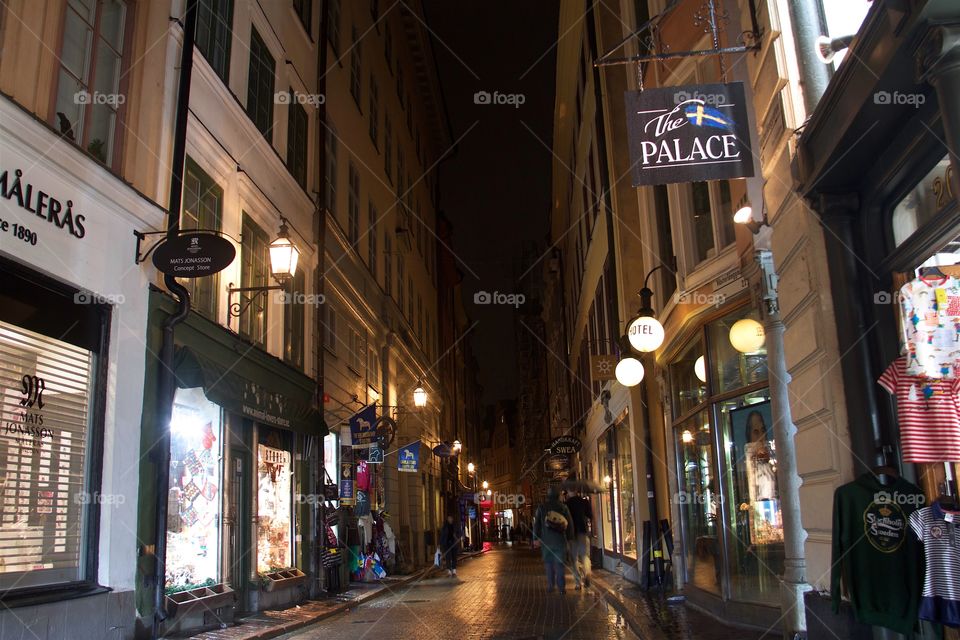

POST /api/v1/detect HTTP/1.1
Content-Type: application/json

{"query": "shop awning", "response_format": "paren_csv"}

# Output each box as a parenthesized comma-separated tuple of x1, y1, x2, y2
(173, 346, 326, 435)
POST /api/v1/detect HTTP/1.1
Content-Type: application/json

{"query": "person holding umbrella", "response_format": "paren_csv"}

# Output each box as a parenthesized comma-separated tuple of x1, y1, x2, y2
(533, 485, 575, 593)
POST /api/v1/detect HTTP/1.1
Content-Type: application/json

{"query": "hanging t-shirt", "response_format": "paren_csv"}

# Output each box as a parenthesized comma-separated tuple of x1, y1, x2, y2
(898, 275, 960, 378)
(909, 502, 960, 628)
(878, 356, 960, 462)
(831, 473, 925, 635)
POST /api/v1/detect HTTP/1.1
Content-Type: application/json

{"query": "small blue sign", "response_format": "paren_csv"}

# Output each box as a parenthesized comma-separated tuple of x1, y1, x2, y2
(398, 441, 420, 473)
(350, 405, 377, 449)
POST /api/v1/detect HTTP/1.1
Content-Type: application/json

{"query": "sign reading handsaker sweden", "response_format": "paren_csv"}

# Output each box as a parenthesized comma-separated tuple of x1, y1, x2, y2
(624, 82, 755, 187)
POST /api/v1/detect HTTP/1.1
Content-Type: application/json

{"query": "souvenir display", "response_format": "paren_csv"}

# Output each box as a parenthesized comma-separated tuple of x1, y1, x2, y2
(257, 444, 292, 573)
(898, 274, 960, 378)
(831, 474, 925, 635)
(878, 356, 960, 463)
(910, 502, 960, 628)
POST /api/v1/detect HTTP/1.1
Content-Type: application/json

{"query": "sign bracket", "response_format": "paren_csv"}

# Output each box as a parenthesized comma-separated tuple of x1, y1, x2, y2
(594, 0, 762, 70)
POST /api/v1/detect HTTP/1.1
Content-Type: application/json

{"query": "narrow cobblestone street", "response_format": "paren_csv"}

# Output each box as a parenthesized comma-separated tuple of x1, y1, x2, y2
(277, 547, 637, 640)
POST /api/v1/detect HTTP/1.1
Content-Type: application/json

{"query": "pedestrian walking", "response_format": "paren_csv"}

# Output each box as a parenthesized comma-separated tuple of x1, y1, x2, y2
(439, 514, 460, 577)
(533, 485, 575, 594)
(565, 489, 593, 589)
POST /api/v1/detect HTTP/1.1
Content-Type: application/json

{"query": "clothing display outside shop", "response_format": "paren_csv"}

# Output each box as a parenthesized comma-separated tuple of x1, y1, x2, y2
(831, 474, 925, 635)
(910, 502, 960, 628)
(897, 274, 960, 379)
(879, 356, 960, 462)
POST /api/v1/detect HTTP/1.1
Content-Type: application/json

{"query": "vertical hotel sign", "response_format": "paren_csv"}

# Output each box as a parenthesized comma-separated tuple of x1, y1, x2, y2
(624, 82, 754, 187)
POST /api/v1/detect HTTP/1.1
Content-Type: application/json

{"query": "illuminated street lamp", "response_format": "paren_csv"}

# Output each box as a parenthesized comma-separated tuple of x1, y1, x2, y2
(413, 381, 427, 407)
(467, 462, 475, 474)
(615, 356, 644, 387)
(453, 439, 462, 453)
(268, 220, 300, 283)
(482, 480, 489, 490)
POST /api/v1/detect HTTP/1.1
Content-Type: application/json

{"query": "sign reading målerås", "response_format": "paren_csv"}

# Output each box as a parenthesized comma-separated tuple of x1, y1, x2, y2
(624, 82, 755, 187)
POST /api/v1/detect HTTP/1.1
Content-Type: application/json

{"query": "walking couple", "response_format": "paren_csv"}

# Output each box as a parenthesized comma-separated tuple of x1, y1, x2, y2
(533, 485, 593, 593)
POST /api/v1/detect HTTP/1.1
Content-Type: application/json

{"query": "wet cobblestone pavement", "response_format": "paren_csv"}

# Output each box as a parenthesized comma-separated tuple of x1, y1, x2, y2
(277, 547, 636, 640)
(276, 547, 767, 640)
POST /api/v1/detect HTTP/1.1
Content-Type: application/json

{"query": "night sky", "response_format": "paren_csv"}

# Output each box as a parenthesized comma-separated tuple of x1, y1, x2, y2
(423, 2, 560, 405)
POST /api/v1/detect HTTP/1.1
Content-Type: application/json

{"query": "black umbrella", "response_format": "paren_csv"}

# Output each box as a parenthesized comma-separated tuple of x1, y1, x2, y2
(559, 478, 605, 494)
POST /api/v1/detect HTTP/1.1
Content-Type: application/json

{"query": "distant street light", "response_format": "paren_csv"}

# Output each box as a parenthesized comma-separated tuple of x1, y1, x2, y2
(467, 462, 475, 474)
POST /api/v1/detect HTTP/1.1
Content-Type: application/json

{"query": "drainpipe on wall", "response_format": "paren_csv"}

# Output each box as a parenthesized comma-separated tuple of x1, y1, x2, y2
(313, 0, 330, 596)
(757, 250, 808, 640)
(152, 0, 198, 636)
(785, 0, 831, 115)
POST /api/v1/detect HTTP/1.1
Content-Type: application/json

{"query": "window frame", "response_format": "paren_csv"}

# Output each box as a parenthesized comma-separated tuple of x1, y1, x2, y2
(239, 212, 271, 346)
(293, 0, 312, 38)
(367, 200, 378, 273)
(195, 0, 233, 83)
(368, 75, 379, 148)
(349, 26, 362, 107)
(323, 123, 337, 214)
(286, 92, 309, 189)
(52, 0, 134, 170)
(246, 26, 276, 139)
(347, 163, 360, 247)
(284, 268, 305, 369)
(180, 157, 223, 320)
(326, 0, 340, 54)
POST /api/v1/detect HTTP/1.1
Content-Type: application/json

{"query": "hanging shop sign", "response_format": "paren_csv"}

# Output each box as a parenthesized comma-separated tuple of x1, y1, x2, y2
(548, 436, 582, 455)
(589, 355, 618, 382)
(624, 82, 754, 187)
(349, 404, 377, 449)
(152, 231, 236, 278)
(339, 426, 355, 505)
(432, 442, 455, 458)
(398, 441, 420, 473)
(366, 445, 384, 464)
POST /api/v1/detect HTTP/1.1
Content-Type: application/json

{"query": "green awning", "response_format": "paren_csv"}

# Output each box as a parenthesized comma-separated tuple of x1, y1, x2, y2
(149, 285, 327, 436)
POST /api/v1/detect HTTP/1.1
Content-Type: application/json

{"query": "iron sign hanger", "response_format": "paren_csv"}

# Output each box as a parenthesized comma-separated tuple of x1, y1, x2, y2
(593, 0, 762, 71)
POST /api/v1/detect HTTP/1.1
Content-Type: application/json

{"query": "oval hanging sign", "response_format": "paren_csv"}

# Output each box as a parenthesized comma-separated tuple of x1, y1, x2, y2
(548, 436, 582, 455)
(152, 232, 236, 278)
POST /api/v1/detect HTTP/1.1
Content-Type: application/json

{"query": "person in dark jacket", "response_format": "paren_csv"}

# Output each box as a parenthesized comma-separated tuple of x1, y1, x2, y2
(439, 514, 460, 577)
(565, 489, 594, 589)
(533, 485, 575, 593)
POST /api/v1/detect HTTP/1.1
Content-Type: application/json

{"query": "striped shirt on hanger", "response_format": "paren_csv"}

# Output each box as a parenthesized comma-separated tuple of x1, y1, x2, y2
(909, 502, 960, 628)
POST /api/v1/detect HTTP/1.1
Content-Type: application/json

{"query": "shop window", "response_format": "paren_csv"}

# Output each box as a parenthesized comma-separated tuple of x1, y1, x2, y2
(240, 213, 270, 345)
(597, 430, 615, 553)
(286, 95, 308, 189)
(326, 0, 339, 54)
(53, 0, 128, 167)
(166, 387, 223, 591)
(668, 306, 776, 603)
(892, 155, 955, 247)
(323, 123, 337, 214)
(615, 419, 637, 559)
(246, 27, 275, 139)
(718, 391, 783, 603)
(181, 158, 223, 320)
(257, 432, 293, 573)
(674, 409, 720, 595)
(0, 320, 97, 591)
(196, 0, 233, 83)
(669, 338, 707, 419)
(293, 0, 311, 36)
(283, 269, 305, 369)
(707, 307, 767, 395)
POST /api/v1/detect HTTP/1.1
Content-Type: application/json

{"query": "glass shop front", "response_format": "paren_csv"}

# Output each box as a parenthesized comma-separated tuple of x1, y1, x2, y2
(668, 305, 782, 606)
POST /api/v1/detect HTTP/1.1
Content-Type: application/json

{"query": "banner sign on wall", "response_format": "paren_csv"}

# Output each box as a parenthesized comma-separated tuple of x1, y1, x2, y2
(624, 82, 754, 186)
(398, 441, 420, 473)
(349, 404, 377, 449)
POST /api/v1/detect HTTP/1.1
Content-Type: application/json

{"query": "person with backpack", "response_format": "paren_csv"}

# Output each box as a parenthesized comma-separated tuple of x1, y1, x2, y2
(533, 485, 575, 593)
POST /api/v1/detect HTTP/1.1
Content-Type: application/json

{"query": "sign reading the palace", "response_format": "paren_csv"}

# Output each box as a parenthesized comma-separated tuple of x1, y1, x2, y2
(152, 232, 236, 278)
(624, 82, 754, 186)
(548, 436, 582, 455)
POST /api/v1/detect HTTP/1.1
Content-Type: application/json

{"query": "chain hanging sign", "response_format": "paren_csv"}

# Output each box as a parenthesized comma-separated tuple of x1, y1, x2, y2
(625, 82, 754, 187)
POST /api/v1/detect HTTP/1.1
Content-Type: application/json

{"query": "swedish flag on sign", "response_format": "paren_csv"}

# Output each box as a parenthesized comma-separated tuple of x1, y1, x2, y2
(684, 103, 734, 131)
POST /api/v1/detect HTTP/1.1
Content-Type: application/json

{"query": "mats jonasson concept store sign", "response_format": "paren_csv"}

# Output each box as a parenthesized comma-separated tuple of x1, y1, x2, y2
(625, 82, 755, 186)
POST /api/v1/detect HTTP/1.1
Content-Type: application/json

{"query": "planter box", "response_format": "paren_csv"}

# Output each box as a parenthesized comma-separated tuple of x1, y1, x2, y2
(165, 583, 236, 618)
(260, 569, 307, 593)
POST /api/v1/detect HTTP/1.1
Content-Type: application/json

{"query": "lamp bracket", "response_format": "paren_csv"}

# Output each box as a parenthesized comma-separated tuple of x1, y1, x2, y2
(226, 283, 285, 329)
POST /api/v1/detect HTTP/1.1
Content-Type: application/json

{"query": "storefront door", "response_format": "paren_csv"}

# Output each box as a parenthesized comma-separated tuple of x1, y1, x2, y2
(228, 446, 250, 608)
